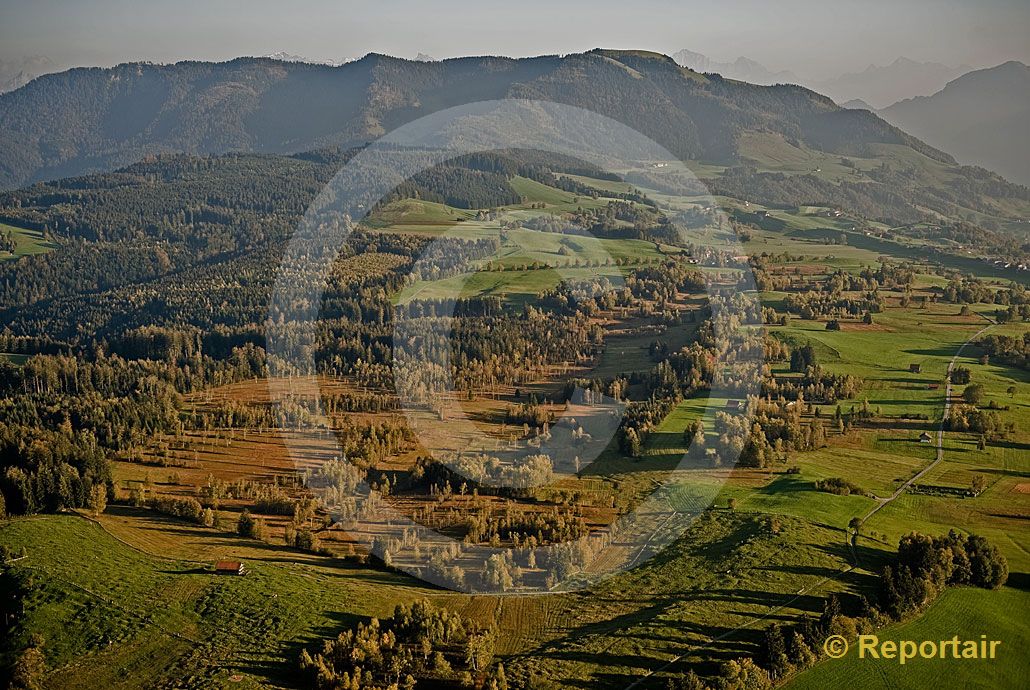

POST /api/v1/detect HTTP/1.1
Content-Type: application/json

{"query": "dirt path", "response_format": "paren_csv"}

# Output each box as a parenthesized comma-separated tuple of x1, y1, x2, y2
(860, 318, 996, 524)
(623, 316, 998, 689)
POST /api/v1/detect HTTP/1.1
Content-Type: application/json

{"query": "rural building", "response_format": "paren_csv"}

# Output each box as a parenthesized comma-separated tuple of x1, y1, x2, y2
(919, 432, 933, 443)
(927, 383, 940, 390)
(725, 400, 742, 410)
(213, 560, 245, 576)
(909, 363, 922, 373)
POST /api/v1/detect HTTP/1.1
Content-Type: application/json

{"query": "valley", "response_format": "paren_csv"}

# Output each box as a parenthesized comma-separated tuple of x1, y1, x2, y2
(0, 72, 1027, 690)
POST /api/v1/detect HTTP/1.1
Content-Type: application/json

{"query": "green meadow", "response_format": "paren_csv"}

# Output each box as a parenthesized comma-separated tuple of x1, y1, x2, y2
(787, 586, 1030, 690)
(0, 222, 56, 259)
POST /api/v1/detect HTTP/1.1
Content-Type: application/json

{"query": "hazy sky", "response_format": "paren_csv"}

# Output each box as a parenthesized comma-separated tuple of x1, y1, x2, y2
(1, 0, 1027, 80)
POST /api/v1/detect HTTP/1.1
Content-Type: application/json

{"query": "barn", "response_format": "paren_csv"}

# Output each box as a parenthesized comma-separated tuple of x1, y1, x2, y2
(213, 560, 245, 576)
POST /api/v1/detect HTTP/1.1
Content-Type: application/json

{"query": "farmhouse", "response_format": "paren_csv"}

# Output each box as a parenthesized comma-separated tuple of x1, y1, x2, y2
(725, 400, 742, 410)
(909, 363, 922, 373)
(919, 432, 933, 443)
(213, 560, 245, 576)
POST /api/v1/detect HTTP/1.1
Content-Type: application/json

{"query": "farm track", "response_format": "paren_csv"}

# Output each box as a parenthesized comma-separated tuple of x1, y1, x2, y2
(860, 317, 996, 525)
(622, 315, 999, 689)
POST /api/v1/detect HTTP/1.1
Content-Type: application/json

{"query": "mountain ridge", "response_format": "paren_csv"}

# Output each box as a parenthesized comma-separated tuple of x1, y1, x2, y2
(878, 61, 1030, 185)
(0, 49, 955, 190)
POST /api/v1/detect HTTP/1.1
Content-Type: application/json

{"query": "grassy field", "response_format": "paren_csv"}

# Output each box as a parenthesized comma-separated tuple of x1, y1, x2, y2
(394, 226, 676, 304)
(364, 174, 619, 239)
(396, 265, 627, 304)
(0, 508, 864, 690)
(0, 515, 437, 689)
(372, 171, 683, 305)
(0, 221, 56, 259)
(767, 303, 984, 420)
(786, 586, 1030, 690)
(592, 313, 701, 379)
(507, 512, 860, 689)
(737, 132, 876, 182)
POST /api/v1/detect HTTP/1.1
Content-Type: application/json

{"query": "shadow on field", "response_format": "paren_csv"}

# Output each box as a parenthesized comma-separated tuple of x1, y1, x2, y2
(157, 566, 210, 575)
(859, 398, 938, 407)
(814, 541, 890, 590)
(872, 422, 939, 434)
(103, 505, 417, 587)
(1002, 571, 1030, 591)
(889, 376, 939, 385)
(978, 466, 1030, 478)
(987, 439, 1030, 452)
(680, 588, 825, 612)
(754, 563, 842, 579)
(226, 610, 366, 688)
(903, 346, 961, 357)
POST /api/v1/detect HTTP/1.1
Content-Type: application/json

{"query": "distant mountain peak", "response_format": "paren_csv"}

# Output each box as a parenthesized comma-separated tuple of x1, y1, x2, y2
(671, 48, 797, 85)
(839, 98, 875, 111)
(0, 55, 58, 94)
(260, 51, 343, 66)
(816, 57, 969, 109)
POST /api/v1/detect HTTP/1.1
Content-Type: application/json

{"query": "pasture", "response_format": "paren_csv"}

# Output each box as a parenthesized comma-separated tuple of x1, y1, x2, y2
(390, 217, 678, 304)
(786, 585, 1030, 690)
(0, 515, 433, 689)
(0, 221, 56, 259)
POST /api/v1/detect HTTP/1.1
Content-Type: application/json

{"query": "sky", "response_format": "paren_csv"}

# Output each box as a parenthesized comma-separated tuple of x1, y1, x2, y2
(0, 0, 1027, 81)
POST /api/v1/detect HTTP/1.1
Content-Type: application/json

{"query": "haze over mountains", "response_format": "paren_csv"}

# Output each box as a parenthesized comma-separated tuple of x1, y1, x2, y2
(812, 57, 970, 109)
(661, 49, 1030, 184)
(878, 61, 1030, 185)
(0, 49, 952, 191)
(671, 49, 798, 85)
(0, 56, 58, 94)
(839, 99, 875, 111)
(672, 50, 976, 109)
(259, 52, 350, 66)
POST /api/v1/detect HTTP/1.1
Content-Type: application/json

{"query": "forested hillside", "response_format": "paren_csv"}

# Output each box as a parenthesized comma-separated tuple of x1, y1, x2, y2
(0, 49, 952, 190)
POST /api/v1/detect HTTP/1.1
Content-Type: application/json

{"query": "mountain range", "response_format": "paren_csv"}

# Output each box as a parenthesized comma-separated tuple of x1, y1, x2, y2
(259, 51, 350, 66)
(812, 57, 971, 110)
(671, 49, 798, 85)
(0, 49, 952, 191)
(672, 50, 977, 112)
(878, 61, 1030, 185)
